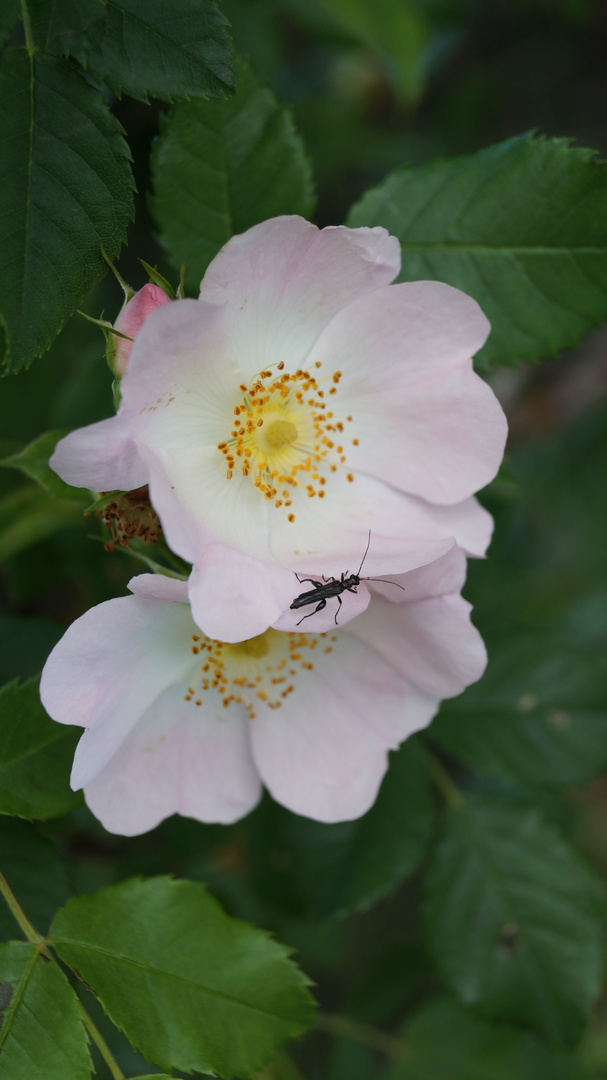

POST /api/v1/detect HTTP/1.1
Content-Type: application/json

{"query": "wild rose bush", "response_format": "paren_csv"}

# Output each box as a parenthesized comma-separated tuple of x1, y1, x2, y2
(2, 5, 607, 1080)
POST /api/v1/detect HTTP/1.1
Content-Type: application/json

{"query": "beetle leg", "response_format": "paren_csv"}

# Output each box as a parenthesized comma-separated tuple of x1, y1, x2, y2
(296, 598, 327, 626)
(334, 594, 343, 625)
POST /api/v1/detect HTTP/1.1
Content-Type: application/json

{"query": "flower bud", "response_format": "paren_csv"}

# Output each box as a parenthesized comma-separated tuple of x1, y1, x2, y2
(110, 284, 172, 377)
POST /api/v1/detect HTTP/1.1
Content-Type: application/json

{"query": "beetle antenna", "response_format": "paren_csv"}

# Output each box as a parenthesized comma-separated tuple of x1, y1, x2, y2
(366, 576, 407, 593)
(356, 529, 372, 577)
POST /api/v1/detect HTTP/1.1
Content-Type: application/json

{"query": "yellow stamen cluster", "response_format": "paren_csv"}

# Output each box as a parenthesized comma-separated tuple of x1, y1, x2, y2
(217, 361, 355, 522)
(184, 629, 339, 719)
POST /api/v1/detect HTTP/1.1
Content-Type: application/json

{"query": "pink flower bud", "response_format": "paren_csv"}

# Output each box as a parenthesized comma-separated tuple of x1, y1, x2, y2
(112, 284, 172, 376)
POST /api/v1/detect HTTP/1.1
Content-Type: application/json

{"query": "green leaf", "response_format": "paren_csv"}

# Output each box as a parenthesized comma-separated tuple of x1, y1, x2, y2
(1, 432, 89, 503)
(0, 0, 20, 49)
(0, 50, 134, 372)
(347, 134, 607, 368)
(0, 677, 81, 820)
(285, 740, 434, 917)
(314, 0, 431, 102)
(0, 484, 85, 563)
(429, 633, 607, 790)
(150, 60, 316, 292)
(0, 941, 92, 1080)
(424, 795, 605, 1047)
(27, 0, 106, 56)
(0, 819, 70, 941)
(384, 997, 586, 1080)
(69, 0, 234, 104)
(50, 876, 316, 1078)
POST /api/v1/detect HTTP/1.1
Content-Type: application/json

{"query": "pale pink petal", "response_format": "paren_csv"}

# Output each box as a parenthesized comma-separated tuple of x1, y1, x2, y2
(121, 299, 238, 446)
(113, 284, 173, 376)
(83, 685, 261, 835)
(50, 417, 147, 492)
(268, 470, 486, 572)
(198, 216, 401, 376)
(250, 632, 417, 822)
(187, 544, 296, 642)
(127, 573, 188, 602)
(40, 594, 199, 788)
(407, 495, 494, 558)
(137, 443, 274, 566)
(367, 545, 467, 604)
(307, 281, 506, 504)
(347, 591, 487, 699)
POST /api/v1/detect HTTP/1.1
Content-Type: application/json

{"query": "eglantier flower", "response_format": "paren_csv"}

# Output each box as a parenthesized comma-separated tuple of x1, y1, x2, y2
(40, 547, 485, 835)
(50, 216, 507, 641)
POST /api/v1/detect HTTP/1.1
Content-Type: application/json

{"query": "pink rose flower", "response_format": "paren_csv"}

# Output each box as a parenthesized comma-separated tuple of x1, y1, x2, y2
(39, 548, 486, 836)
(111, 283, 172, 376)
(50, 216, 507, 641)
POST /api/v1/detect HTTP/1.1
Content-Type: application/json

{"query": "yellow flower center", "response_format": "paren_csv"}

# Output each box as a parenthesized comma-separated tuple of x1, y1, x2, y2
(217, 362, 357, 522)
(184, 628, 338, 719)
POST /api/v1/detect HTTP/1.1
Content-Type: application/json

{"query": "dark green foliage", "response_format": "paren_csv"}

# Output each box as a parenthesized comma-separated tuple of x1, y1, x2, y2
(0, 50, 134, 372)
(285, 740, 434, 917)
(0, 819, 70, 941)
(151, 61, 316, 292)
(27, 0, 105, 55)
(383, 997, 586, 1079)
(0, 0, 20, 48)
(430, 633, 607, 789)
(424, 795, 605, 1047)
(67, 0, 234, 103)
(1, 432, 89, 502)
(348, 135, 607, 368)
(0, 677, 81, 820)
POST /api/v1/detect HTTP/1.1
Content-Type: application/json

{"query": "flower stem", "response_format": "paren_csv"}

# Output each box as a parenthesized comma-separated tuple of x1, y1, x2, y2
(315, 1012, 408, 1060)
(0, 869, 50, 954)
(75, 1000, 126, 1080)
(418, 741, 465, 808)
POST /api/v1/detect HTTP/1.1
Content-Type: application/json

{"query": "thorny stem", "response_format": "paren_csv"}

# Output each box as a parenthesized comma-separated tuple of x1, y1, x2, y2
(0, 869, 125, 1080)
(315, 1012, 408, 1060)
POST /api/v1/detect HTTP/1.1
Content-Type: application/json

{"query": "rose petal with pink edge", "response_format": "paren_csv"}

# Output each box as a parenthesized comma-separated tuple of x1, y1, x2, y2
(83, 684, 261, 835)
(121, 299, 239, 446)
(127, 573, 188, 603)
(249, 632, 413, 822)
(40, 594, 199, 787)
(50, 417, 147, 492)
(268, 468, 484, 572)
(367, 545, 467, 604)
(347, 590, 487, 699)
(306, 280, 506, 504)
(187, 543, 296, 642)
(198, 216, 401, 376)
